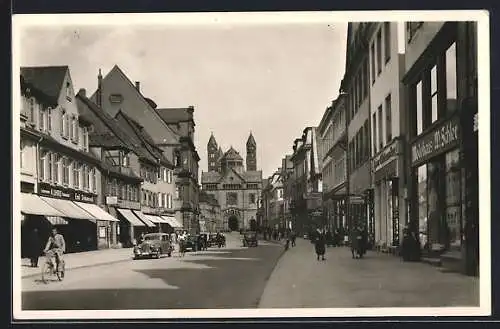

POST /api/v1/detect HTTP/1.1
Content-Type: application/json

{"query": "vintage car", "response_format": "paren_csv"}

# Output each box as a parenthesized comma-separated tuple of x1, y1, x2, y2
(133, 233, 174, 259)
(208, 233, 218, 247)
(242, 231, 258, 247)
(184, 234, 199, 252)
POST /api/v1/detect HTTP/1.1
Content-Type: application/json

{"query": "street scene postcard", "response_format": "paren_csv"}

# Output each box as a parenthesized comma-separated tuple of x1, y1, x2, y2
(11, 10, 491, 320)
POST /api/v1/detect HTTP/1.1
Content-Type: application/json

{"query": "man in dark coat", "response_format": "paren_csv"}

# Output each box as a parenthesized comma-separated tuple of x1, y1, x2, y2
(315, 230, 326, 261)
(27, 228, 42, 267)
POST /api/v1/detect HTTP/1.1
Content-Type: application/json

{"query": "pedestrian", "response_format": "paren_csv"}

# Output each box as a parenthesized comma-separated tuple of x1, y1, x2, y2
(401, 226, 421, 261)
(27, 228, 42, 267)
(350, 226, 361, 259)
(290, 230, 296, 247)
(314, 230, 326, 261)
(178, 230, 187, 257)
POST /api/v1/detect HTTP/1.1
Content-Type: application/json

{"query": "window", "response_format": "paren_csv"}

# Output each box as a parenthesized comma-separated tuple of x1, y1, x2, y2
(445, 149, 462, 247)
(39, 150, 47, 181)
(167, 170, 172, 183)
(65, 112, 70, 138)
(82, 165, 88, 190)
(66, 82, 72, 99)
(364, 121, 370, 160)
(175, 186, 180, 199)
(416, 81, 423, 135)
(47, 108, 52, 132)
(53, 154, 61, 184)
(372, 112, 377, 154)
(359, 128, 364, 164)
(39, 108, 45, 131)
(363, 59, 369, 99)
(157, 168, 161, 179)
(227, 192, 238, 205)
(62, 158, 70, 185)
(250, 193, 256, 204)
(158, 192, 163, 207)
(71, 116, 78, 141)
(60, 110, 65, 135)
(92, 168, 96, 192)
(378, 105, 383, 149)
(122, 154, 129, 167)
(385, 94, 392, 143)
(376, 29, 382, 75)
(445, 42, 457, 115)
(20, 141, 24, 169)
(29, 98, 35, 123)
(47, 153, 53, 182)
(371, 43, 376, 83)
(167, 193, 173, 209)
(82, 127, 89, 151)
(430, 65, 438, 123)
(73, 162, 80, 188)
(384, 22, 391, 63)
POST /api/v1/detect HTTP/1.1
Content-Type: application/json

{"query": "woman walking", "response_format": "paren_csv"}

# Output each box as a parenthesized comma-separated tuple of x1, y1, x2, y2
(314, 230, 326, 261)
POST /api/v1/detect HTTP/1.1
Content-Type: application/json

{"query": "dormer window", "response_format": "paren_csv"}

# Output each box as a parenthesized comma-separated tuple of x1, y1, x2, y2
(109, 94, 123, 104)
(122, 154, 129, 167)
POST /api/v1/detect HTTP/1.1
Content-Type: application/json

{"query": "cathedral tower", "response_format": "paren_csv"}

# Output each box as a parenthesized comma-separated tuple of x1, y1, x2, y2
(246, 132, 257, 171)
(207, 132, 219, 172)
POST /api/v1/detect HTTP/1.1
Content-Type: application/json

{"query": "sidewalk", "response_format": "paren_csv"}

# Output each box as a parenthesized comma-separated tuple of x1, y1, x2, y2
(21, 247, 134, 278)
(258, 238, 479, 308)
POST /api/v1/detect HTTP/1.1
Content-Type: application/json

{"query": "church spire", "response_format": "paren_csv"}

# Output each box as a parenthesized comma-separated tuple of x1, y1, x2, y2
(246, 131, 256, 146)
(246, 132, 257, 171)
(207, 132, 219, 172)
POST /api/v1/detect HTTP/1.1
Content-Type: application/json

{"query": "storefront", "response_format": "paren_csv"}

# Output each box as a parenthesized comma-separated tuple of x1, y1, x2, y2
(323, 188, 347, 234)
(410, 115, 462, 253)
(372, 138, 403, 249)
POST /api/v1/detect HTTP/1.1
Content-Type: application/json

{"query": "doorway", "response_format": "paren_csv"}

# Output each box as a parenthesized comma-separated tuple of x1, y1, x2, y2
(228, 216, 239, 231)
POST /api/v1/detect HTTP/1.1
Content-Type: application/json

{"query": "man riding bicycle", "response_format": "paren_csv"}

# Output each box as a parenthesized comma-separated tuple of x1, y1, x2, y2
(44, 227, 66, 275)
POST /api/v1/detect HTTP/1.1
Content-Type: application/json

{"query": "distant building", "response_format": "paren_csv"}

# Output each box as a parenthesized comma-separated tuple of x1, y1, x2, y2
(199, 190, 222, 232)
(201, 133, 262, 231)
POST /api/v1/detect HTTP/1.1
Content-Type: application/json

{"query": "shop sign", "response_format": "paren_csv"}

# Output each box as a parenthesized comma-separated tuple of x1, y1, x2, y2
(372, 139, 401, 173)
(349, 195, 365, 204)
(411, 116, 461, 166)
(38, 182, 72, 199)
(106, 196, 118, 205)
(74, 192, 95, 203)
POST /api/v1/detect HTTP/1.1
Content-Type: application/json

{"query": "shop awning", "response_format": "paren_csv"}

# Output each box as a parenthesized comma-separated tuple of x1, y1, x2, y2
(21, 193, 65, 217)
(45, 216, 69, 225)
(132, 210, 157, 228)
(39, 196, 96, 222)
(116, 208, 145, 227)
(74, 202, 119, 222)
(161, 216, 183, 228)
(143, 214, 168, 224)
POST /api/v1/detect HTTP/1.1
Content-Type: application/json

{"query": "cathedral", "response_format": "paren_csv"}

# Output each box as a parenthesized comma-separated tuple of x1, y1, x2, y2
(201, 132, 263, 231)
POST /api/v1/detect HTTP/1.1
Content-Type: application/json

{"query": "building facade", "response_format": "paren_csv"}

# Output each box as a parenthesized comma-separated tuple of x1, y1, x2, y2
(201, 133, 262, 231)
(91, 65, 197, 234)
(318, 95, 348, 234)
(340, 23, 374, 245)
(403, 22, 478, 275)
(199, 190, 222, 232)
(368, 22, 407, 252)
(289, 127, 323, 234)
(20, 66, 118, 254)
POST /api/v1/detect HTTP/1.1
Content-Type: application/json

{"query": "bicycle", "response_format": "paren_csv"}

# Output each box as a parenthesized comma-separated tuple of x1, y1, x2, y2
(41, 249, 65, 283)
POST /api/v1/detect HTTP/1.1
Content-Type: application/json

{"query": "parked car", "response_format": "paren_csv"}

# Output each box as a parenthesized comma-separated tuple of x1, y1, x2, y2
(133, 233, 174, 259)
(184, 235, 199, 252)
(208, 233, 218, 247)
(242, 231, 258, 247)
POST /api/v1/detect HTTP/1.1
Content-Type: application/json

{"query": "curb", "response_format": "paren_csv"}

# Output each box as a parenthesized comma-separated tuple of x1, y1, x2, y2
(21, 257, 133, 279)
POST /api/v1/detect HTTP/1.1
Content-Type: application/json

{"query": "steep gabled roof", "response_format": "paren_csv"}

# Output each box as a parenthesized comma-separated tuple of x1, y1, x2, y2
(222, 146, 243, 161)
(201, 171, 222, 184)
(89, 133, 129, 150)
(155, 107, 194, 124)
(20, 66, 68, 106)
(116, 110, 173, 167)
(241, 170, 263, 183)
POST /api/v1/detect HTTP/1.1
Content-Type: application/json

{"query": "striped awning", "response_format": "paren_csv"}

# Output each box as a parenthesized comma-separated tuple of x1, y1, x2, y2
(132, 210, 157, 228)
(161, 216, 183, 228)
(116, 208, 145, 227)
(143, 214, 168, 224)
(40, 196, 96, 222)
(45, 216, 69, 225)
(21, 193, 65, 217)
(74, 202, 119, 222)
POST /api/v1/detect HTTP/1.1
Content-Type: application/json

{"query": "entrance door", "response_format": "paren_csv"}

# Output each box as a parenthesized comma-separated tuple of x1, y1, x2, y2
(228, 216, 239, 231)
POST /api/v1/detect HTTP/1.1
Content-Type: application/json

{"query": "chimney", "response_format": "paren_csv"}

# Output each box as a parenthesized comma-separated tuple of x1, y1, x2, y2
(97, 69, 103, 107)
(135, 81, 140, 92)
(78, 88, 86, 97)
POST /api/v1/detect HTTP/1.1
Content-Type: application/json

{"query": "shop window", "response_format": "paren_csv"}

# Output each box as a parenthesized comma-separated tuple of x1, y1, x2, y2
(384, 22, 391, 64)
(445, 149, 462, 248)
(416, 81, 423, 135)
(445, 42, 457, 115)
(417, 164, 428, 248)
(385, 94, 392, 143)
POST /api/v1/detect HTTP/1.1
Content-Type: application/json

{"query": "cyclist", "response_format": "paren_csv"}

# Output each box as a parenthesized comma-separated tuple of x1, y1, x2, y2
(44, 227, 66, 275)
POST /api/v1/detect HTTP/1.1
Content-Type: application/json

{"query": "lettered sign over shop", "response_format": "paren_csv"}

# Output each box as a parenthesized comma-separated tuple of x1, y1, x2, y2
(411, 116, 461, 166)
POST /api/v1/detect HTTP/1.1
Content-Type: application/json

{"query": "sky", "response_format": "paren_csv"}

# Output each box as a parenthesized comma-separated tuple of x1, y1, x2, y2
(18, 20, 347, 178)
